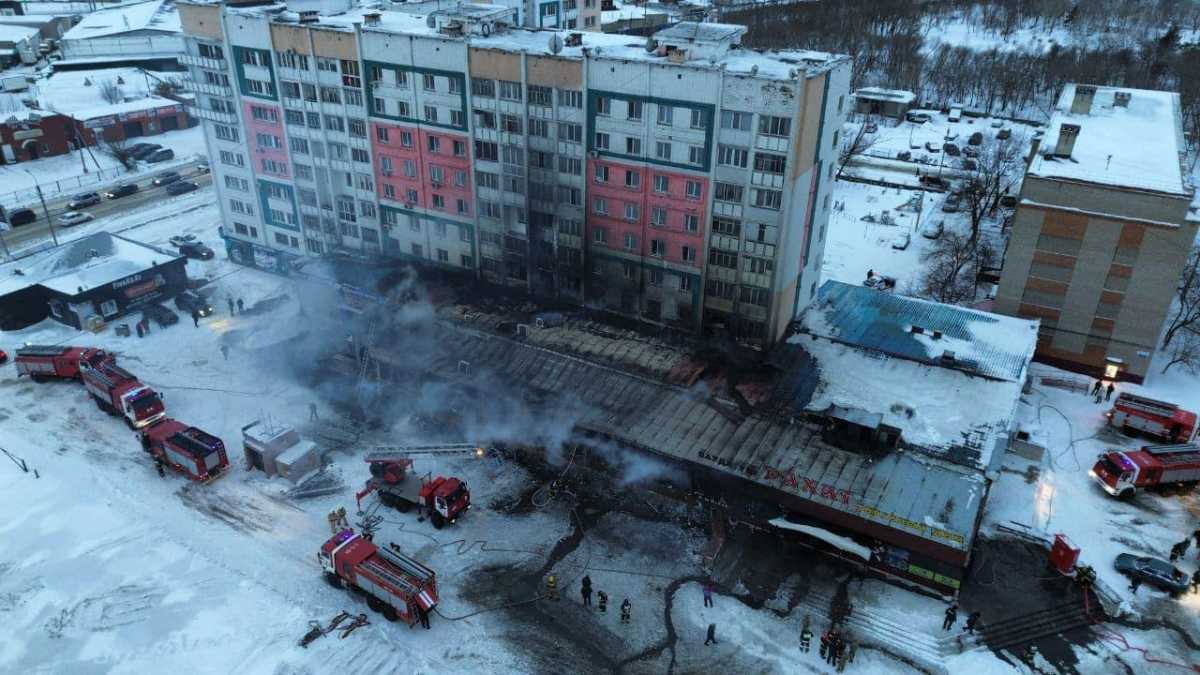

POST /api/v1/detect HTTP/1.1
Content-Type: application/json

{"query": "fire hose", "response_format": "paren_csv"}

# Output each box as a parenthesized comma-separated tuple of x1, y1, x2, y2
(1080, 586, 1200, 673)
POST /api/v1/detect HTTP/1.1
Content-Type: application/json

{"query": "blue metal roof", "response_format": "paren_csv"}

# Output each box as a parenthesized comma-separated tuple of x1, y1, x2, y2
(806, 281, 1038, 383)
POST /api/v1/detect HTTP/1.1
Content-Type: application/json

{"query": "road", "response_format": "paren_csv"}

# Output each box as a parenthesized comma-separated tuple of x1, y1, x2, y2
(1, 158, 212, 251)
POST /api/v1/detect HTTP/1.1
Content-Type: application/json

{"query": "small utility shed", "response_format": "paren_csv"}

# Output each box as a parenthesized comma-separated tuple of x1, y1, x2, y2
(853, 87, 916, 119)
(0, 232, 187, 330)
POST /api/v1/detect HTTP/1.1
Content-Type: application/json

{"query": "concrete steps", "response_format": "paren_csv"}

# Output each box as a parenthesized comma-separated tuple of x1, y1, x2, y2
(795, 588, 950, 673)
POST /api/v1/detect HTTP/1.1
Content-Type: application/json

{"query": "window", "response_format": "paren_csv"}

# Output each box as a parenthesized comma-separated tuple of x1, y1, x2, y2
(744, 257, 773, 274)
(595, 132, 610, 150)
(375, 126, 389, 143)
(305, 112, 321, 129)
(430, 166, 445, 184)
(625, 170, 640, 188)
(230, 199, 253, 216)
(758, 115, 791, 137)
(528, 118, 548, 138)
(559, 219, 582, 236)
(499, 80, 522, 101)
(448, 77, 461, 94)
(501, 145, 524, 165)
(406, 189, 419, 204)
(479, 201, 501, 218)
(624, 203, 639, 221)
(657, 105, 674, 125)
(594, 165, 609, 183)
(383, 184, 396, 199)
(528, 85, 552, 106)
(708, 248, 737, 269)
(214, 124, 239, 142)
(413, 243, 423, 257)
(245, 79, 271, 96)
(398, 101, 410, 117)
(559, 122, 582, 143)
(718, 145, 748, 168)
(352, 148, 370, 164)
(432, 194, 445, 209)
(454, 170, 467, 187)
(651, 239, 665, 257)
(372, 97, 387, 115)
(359, 200, 376, 218)
(681, 246, 695, 263)
(690, 109, 707, 130)
(688, 146, 705, 165)
(403, 160, 417, 178)
(285, 109, 307, 127)
(596, 96, 611, 116)
(317, 57, 337, 72)
(501, 114, 522, 134)
(715, 182, 743, 203)
(324, 115, 345, 132)
(218, 149, 243, 166)
(400, 131, 413, 147)
(223, 175, 248, 191)
(713, 217, 740, 236)
(423, 74, 436, 91)
(593, 226, 607, 244)
(250, 106, 278, 123)
(752, 189, 782, 210)
(503, 176, 524, 194)
(456, 199, 469, 215)
(288, 137, 308, 154)
(585, 15, 596, 27)
(302, 83, 318, 102)
(475, 141, 498, 161)
(199, 43, 224, 60)
(349, 119, 367, 138)
(281, 81, 300, 99)
(294, 164, 313, 180)
(261, 159, 287, 175)
(424, 106, 439, 123)
(476, 171, 499, 189)
(558, 156, 582, 175)
(530, 150, 552, 169)
(651, 207, 667, 226)
(451, 110, 465, 128)
(683, 214, 698, 232)
(740, 287, 769, 307)
(558, 89, 582, 108)
(686, 180, 702, 199)
(320, 87, 341, 104)
(625, 137, 641, 155)
(475, 109, 496, 129)
(624, 233, 637, 251)
(427, 136, 441, 153)
(471, 78, 495, 97)
(557, 186, 581, 206)
(754, 153, 787, 174)
(627, 100, 643, 121)
(592, 197, 607, 215)
(656, 141, 671, 160)
(265, 182, 290, 200)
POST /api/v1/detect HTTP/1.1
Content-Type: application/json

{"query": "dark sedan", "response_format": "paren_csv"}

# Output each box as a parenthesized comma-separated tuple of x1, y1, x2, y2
(1114, 553, 1190, 596)
(165, 181, 198, 196)
(177, 241, 214, 260)
(142, 303, 178, 328)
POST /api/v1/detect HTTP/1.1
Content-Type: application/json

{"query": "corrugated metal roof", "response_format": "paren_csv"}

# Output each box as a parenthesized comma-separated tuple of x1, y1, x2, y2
(805, 281, 1039, 383)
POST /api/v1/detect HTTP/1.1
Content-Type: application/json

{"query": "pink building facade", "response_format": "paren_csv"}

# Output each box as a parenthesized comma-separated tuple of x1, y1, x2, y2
(372, 121, 472, 218)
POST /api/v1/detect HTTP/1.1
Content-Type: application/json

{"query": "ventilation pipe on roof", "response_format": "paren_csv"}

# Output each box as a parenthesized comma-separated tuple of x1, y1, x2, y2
(1054, 123, 1080, 158)
(1070, 84, 1096, 115)
(1113, 91, 1131, 107)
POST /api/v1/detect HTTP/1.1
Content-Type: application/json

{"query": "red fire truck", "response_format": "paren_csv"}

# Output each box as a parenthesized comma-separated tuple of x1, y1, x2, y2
(1089, 443, 1200, 498)
(1107, 393, 1197, 443)
(138, 418, 229, 481)
(80, 358, 165, 429)
(354, 444, 479, 528)
(14, 345, 111, 381)
(319, 528, 438, 625)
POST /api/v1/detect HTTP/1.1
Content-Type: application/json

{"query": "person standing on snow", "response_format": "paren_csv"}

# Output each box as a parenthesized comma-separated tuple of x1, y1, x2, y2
(1091, 380, 1102, 397)
(943, 604, 958, 631)
(1106, 382, 1115, 401)
(620, 598, 631, 624)
(237, 298, 245, 313)
(227, 297, 235, 315)
(703, 582, 714, 608)
(597, 590, 608, 613)
(581, 575, 592, 607)
(704, 623, 717, 646)
(964, 611, 982, 634)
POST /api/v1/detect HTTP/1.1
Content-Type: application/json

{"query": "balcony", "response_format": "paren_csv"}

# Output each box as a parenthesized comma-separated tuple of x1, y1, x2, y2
(190, 81, 232, 97)
(187, 105, 237, 125)
(181, 54, 226, 70)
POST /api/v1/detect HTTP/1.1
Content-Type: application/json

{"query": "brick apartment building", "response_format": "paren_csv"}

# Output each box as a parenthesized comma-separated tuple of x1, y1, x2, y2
(994, 83, 1199, 382)
(179, 0, 849, 347)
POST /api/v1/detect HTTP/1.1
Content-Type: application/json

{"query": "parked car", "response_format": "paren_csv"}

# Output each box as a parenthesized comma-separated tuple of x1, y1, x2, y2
(169, 234, 198, 248)
(919, 175, 949, 190)
(905, 111, 931, 123)
(963, 146, 980, 158)
(178, 241, 214, 260)
(996, 128, 1012, 140)
(196, 161, 210, 174)
(145, 148, 174, 164)
(942, 194, 962, 213)
(7, 208, 35, 226)
(896, 150, 912, 161)
(961, 158, 979, 171)
(968, 131, 984, 146)
(891, 232, 911, 250)
(105, 184, 138, 199)
(864, 121, 878, 133)
(68, 192, 101, 209)
(57, 211, 93, 227)
(174, 291, 213, 317)
(943, 143, 961, 157)
(129, 143, 161, 159)
(1114, 554, 1189, 596)
(921, 221, 944, 239)
(165, 181, 198, 196)
(923, 141, 940, 153)
(999, 195, 1018, 208)
(143, 303, 178, 328)
(153, 171, 181, 186)
(864, 274, 896, 291)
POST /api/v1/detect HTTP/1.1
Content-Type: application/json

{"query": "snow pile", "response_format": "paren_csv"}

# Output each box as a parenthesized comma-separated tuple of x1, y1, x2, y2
(768, 518, 871, 560)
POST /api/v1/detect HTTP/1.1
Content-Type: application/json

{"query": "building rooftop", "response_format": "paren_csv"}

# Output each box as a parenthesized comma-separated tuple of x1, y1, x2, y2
(0, 24, 39, 44)
(0, 232, 182, 297)
(853, 87, 915, 104)
(801, 281, 1039, 383)
(62, 0, 181, 41)
(212, 3, 848, 80)
(652, 21, 746, 44)
(36, 66, 181, 119)
(1028, 83, 1191, 197)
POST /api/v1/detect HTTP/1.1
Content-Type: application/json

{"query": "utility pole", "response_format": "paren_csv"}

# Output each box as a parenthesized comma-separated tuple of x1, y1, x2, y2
(23, 170, 58, 247)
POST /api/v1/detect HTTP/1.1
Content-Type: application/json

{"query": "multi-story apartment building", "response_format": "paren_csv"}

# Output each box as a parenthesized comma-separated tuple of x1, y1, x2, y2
(178, 0, 849, 347)
(995, 84, 1199, 383)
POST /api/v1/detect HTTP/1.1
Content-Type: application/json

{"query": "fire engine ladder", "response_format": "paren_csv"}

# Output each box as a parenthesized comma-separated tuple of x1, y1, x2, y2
(1118, 394, 1178, 417)
(359, 556, 421, 597)
(16, 345, 68, 357)
(1142, 443, 1200, 464)
(357, 319, 378, 385)
(364, 443, 485, 463)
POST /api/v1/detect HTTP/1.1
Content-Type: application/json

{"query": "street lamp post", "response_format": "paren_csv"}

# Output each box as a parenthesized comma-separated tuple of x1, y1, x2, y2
(22, 169, 59, 247)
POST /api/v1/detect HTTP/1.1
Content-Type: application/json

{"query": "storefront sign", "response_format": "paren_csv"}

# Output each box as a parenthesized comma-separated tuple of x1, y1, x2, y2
(12, 128, 42, 141)
(84, 116, 116, 129)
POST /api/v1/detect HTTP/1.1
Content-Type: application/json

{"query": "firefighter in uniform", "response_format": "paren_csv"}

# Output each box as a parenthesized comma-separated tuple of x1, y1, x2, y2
(620, 598, 631, 624)
(328, 507, 349, 534)
(154, 456, 165, 478)
(597, 590, 608, 613)
(545, 574, 559, 601)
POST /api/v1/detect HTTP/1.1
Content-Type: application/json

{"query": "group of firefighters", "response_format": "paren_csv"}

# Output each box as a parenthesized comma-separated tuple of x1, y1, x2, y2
(545, 574, 632, 623)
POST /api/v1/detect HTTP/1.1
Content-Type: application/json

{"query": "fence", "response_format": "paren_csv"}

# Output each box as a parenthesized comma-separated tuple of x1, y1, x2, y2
(0, 165, 127, 209)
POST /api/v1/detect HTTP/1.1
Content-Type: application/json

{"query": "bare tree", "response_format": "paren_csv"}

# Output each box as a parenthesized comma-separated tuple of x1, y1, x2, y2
(1161, 327, 1200, 374)
(98, 79, 123, 104)
(99, 138, 134, 170)
(836, 121, 880, 179)
(917, 229, 995, 304)
(961, 138, 1021, 243)
(1162, 246, 1200, 348)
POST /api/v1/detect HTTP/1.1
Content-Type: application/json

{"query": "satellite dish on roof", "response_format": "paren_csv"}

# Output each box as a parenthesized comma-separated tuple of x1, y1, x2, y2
(548, 33, 563, 55)
(426, 15, 436, 29)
